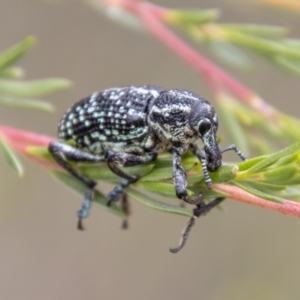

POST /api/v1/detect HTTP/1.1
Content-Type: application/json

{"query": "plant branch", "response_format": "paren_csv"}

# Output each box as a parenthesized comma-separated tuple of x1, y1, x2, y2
(1, 125, 300, 219)
(98, 0, 278, 119)
(214, 183, 300, 218)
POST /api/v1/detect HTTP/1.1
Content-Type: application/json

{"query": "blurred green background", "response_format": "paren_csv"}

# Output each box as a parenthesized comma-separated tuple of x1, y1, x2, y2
(1, 0, 300, 299)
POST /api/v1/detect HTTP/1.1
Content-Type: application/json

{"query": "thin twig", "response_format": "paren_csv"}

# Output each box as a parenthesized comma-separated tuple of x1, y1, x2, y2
(214, 183, 300, 218)
(99, 0, 278, 119)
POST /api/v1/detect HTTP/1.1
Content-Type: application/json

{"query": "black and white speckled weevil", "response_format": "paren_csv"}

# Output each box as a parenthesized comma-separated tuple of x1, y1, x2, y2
(49, 85, 246, 252)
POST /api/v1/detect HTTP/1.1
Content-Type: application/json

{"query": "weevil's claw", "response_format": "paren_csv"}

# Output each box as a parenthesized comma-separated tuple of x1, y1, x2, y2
(77, 217, 85, 230)
(121, 219, 129, 229)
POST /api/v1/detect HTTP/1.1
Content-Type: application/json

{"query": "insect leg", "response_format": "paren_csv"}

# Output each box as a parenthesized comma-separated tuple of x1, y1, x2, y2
(172, 148, 204, 205)
(106, 151, 157, 204)
(222, 144, 247, 161)
(48, 141, 105, 230)
(120, 193, 130, 229)
(170, 197, 225, 253)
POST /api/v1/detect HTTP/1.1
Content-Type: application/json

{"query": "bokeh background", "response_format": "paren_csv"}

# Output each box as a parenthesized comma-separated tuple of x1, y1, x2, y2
(1, 0, 300, 299)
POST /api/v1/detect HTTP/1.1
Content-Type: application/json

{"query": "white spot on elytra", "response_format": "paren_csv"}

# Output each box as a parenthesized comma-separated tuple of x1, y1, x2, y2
(84, 136, 91, 145)
(99, 135, 107, 141)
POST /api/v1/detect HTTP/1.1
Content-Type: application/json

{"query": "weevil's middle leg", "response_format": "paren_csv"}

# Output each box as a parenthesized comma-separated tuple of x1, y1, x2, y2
(170, 197, 225, 253)
(48, 141, 105, 229)
(106, 150, 157, 205)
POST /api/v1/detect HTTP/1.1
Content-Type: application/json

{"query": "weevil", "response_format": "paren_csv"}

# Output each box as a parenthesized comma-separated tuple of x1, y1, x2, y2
(49, 85, 246, 252)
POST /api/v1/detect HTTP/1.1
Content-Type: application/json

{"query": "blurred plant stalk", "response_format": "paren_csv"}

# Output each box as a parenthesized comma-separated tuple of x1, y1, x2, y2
(88, 0, 300, 156)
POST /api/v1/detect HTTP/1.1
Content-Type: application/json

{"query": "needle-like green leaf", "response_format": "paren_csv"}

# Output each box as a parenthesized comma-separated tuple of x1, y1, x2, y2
(126, 188, 192, 217)
(0, 135, 24, 176)
(0, 78, 72, 97)
(0, 95, 54, 112)
(234, 182, 284, 203)
(0, 36, 35, 71)
(209, 40, 252, 70)
(223, 25, 288, 38)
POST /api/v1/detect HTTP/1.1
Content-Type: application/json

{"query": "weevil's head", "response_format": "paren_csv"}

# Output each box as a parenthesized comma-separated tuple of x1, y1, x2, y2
(189, 98, 222, 172)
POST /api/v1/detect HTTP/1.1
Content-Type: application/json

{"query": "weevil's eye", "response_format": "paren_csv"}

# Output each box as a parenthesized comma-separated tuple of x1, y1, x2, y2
(198, 119, 212, 136)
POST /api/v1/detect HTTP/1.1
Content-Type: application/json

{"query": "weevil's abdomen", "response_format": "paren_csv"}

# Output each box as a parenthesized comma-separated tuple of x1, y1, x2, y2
(58, 86, 164, 154)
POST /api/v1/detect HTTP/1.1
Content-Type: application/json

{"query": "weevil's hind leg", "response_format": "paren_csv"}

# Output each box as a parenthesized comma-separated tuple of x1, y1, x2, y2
(106, 150, 157, 205)
(222, 144, 247, 161)
(170, 197, 225, 253)
(48, 141, 105, 229)
(120, 193, 130, 229)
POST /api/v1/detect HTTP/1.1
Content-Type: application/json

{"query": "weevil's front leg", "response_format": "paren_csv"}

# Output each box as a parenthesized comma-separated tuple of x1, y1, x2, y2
(190, 144, 213, 190)
(48, 141, 106, 230)
(172, 148, 204, 205)
(221, 144, 247, 161)
(170, 197, 225, 253)
(106, 150, 157, 205)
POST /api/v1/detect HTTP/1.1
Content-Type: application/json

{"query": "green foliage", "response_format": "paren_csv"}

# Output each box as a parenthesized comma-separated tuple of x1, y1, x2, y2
(165, 9, 300, 75)
(22, 142, 300, 217)
(0, 135, 23, 176)
(0, 37, 71, 112)
(0, 37, 71, 175)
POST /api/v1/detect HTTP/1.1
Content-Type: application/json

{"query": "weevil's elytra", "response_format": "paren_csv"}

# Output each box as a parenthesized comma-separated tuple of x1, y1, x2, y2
(49, 85, 247, 252)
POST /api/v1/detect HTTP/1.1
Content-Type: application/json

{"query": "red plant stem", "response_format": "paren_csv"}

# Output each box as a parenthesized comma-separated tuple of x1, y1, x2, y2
(138, 3, 278, 118)
(139, 4, 248, 96)
(0, 125, 52, 148)
(214, 183, 300, 218)
(1, 125, 299, 218)
(0, 126, 58, 169)
(101, 0, 278, 118)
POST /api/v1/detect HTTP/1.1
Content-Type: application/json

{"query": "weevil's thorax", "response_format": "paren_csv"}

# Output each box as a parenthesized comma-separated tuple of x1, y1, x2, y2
(148, 89, 202, 152)
(57, 86, 165, 154)
(148, 89, 222, 169)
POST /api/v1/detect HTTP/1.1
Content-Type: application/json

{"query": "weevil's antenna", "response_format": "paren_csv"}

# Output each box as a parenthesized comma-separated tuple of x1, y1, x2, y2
(221, 144, 247, 161)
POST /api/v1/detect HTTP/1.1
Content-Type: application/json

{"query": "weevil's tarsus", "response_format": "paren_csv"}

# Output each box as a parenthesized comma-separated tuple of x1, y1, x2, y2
(170, 197, 225, 253)
(120, 193, 130, 229)
(107, 179, 131, 206)
(77, 187, 94, 230)
(170, 216, 196, 253)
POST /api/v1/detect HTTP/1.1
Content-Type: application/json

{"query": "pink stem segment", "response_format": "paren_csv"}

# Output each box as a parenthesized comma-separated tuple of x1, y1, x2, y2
(1, 125, 300, 218)
(214, 183, 300, 218)
(101, 0, 277, 118)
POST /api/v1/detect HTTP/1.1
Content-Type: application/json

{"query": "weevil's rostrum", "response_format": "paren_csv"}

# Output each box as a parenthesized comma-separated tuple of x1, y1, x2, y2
(49, 85, 246, 253)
